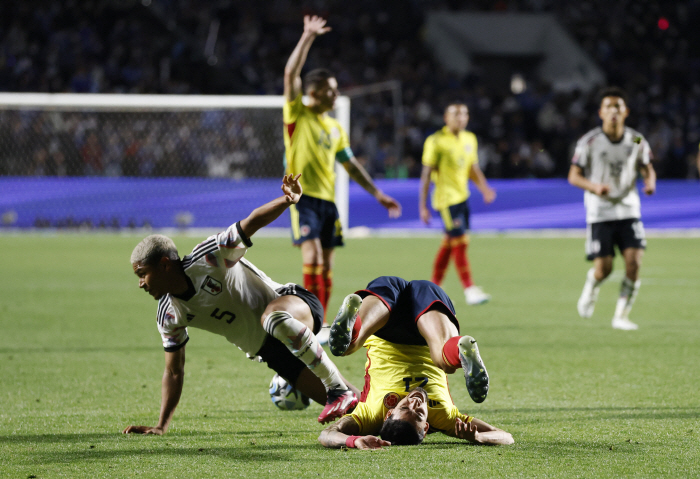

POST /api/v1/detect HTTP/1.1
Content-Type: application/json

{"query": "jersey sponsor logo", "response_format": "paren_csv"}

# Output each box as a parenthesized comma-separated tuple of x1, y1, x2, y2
(202, 276, 223, 295)
(383, 392, 401, 409)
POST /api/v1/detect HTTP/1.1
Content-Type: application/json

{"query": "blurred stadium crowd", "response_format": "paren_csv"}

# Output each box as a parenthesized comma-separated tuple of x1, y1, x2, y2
(1, 0, 699, 179)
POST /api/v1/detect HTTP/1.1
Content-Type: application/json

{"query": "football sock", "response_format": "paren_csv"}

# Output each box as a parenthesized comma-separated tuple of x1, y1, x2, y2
(431, 238, 452, 285)
(303, 264, 318, 297)
(614, 277, 641, 318)
(263, 311, 347, 391)
(452, 238, 473, 288)
(587, 267, 605, 287)
(314, 266, 326, 315)
(322, 270, 333, 321)
(441, 336, 462, 368)
(350, 314, 363, 345)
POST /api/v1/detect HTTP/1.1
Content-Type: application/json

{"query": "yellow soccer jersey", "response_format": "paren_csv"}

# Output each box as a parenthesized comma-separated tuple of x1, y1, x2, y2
(349, 336, 470, 436)
(283, 94, 353, 203)
(422, 126, 479, 210)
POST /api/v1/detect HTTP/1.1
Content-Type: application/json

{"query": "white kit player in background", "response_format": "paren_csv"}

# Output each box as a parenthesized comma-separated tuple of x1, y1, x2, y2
(568, 87, 656, 331)
(123, 174, 358, 436)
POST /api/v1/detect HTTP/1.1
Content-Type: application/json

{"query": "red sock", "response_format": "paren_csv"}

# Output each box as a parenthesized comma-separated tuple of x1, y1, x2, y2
(303, 264, 318, 297)
(350, 315, 363, 345)
(432, 237, 452, 285)
(315, 266, 326, 317)
(442, 336, 462, 368)
(322, 270, 333, 321)
(451, 239, 473, 288)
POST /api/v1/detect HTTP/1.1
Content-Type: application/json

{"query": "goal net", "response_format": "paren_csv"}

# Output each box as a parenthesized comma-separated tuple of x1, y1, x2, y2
(0, 93, 350, 230)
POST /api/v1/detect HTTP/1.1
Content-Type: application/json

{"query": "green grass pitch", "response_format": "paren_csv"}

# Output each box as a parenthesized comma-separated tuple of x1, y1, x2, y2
(1, 233, 698, 478)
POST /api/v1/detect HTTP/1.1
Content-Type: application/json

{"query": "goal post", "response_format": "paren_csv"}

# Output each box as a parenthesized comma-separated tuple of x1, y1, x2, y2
(0, 93, 350, 229)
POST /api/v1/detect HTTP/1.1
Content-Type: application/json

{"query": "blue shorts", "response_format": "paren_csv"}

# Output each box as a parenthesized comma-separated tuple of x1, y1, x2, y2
(289, 195, 344, 248)
(356, 276, 459, 346)
(438, 201, 470, 237)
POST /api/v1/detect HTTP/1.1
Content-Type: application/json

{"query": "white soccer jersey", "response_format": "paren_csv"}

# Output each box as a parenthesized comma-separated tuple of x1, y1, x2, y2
(156, 222, 286, 356)
(572, 127, 652, 224)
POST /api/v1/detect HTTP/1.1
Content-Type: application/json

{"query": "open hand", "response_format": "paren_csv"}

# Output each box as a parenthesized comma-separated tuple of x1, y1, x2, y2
(420, 205, 431, 225)
(304, 15, 331, 37)
(282, 173, 303, 204)
(122, 425, 165, 435)
(482, 187, 496, 204)
(354, 435, 392, 450)
(454, 418, 479, 442)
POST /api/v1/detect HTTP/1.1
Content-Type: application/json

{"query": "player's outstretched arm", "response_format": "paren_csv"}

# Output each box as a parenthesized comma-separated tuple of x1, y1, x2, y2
(319, 416, 391, 450)
(568, 164, 609, 196)
(239, 174, 302, 238)
(342, 158, 402, 218)
(284, 15, 331, 102)
(469, 163, 496, 204)
(639, 162, 656, 195)
(123, 347, 186, 435)
(451, 417, 514, 445)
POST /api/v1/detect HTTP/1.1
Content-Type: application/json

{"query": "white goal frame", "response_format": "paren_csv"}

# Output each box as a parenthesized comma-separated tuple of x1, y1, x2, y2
(0, 93, 351, 229)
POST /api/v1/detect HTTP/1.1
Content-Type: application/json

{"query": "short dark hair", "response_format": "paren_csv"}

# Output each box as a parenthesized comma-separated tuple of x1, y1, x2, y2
(304, 68, 334, 93)
(379, 418, 425, 446)
(598, 86, 628, 106)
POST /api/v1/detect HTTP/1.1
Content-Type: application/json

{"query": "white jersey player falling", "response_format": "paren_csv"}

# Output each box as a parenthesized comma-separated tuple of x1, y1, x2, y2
(572, 126, 652, 224)
(157, 222, 285, 355)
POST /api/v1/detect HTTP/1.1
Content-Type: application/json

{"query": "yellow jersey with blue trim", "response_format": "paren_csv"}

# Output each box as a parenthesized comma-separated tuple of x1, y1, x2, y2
(283, 94, 352, 203)
(348, 336, 470, 436)
(422, 126, 479, 210)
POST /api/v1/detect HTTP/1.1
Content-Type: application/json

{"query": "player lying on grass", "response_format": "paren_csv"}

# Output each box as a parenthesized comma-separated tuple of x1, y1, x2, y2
(124, 174, 358, 435)
(318, 276, 513, 449)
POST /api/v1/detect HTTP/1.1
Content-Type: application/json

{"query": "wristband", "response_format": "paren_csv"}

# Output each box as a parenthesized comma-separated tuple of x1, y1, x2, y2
(345, 435, 360, 448)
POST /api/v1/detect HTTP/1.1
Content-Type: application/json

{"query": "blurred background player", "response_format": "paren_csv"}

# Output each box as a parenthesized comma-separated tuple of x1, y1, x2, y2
(283, 15, 402, 340)
(419, 102, 496, 306)
(568, 87, 656, 331)
(318, 277, 512, 448)
(123, 175, 358, 435)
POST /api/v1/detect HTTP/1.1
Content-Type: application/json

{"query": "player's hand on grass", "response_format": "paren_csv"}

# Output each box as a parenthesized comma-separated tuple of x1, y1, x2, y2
(377, 192, 402, 218)
(122, 425, 165, 435)
(354, 435, 391, 450)
(281, 173, 302, 204)
(304, 15, 331, 37)
(454, 418, 480, 443)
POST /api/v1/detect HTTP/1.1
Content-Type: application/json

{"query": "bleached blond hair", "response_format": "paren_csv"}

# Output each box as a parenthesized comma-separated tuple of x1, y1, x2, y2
(130, 234, 179, 265)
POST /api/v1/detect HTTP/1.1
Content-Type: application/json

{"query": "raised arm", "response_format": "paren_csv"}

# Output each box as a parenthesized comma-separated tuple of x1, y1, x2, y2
(568, 164, 609, 196)
(123, 346, 186, 435)
(318, 416, 391, 450)
(469, 162, 496, 203)
(284, 16, 331, 102)
(342, 158, 402, 218)
(238, 174, 302, 238)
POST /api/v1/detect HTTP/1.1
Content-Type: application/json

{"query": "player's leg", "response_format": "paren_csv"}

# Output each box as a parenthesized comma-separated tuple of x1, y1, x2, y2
(261, 293, 357, 422)
(320, 246, 335, 319)
(611, 219, 646, 330)
(578, 222, 614, 318)
(329, 294, 390, 357)
(292, 197, 326, 305)
(431, 235, 452, 285)
(410, 280, 489, 403)
(319, 205, 344, 319)
(301, 239, 325, 306)
(447, 202, 489, 305)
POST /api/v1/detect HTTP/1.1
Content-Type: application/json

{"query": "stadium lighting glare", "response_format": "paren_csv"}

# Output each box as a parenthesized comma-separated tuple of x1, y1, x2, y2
(511, 74, 526, 95)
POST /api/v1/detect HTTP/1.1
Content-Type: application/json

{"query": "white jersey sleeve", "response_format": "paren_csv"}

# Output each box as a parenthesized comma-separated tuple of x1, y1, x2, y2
(156, 296, 189, 351)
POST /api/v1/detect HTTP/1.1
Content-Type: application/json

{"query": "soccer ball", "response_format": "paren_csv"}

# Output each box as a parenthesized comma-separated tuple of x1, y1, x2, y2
(269, 374, 310, 411)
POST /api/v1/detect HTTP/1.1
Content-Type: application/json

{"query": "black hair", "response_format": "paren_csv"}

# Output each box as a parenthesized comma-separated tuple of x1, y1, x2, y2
(443, 100, 468, 113)
(598, 86, 628, 106)
(379, 418, 425, 446)
(303, 68, 334, 93)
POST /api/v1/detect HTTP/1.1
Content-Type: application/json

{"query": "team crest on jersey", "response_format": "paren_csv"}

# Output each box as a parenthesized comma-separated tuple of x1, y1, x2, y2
(383, 392, 401, 409)
(300, 225, 311, 237)
(201, 276, 222, 296)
